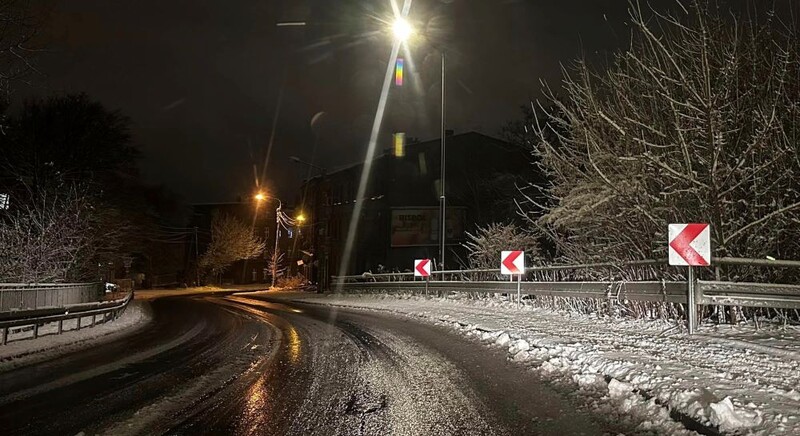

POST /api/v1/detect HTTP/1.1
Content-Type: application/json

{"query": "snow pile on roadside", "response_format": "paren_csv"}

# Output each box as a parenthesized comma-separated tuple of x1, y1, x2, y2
(0, 301, 153, 372)
(282, 292, 800, 435)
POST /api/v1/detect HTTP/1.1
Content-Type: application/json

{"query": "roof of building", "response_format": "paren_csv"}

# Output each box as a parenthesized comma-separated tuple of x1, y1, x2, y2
(303, 131, 518, 182)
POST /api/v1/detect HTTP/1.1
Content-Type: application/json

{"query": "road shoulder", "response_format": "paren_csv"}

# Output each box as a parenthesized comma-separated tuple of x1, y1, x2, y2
(0, 300, 153, 373)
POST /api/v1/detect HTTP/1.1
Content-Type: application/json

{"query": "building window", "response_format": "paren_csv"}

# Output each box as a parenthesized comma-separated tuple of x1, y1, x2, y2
(0, 193, 8, 210)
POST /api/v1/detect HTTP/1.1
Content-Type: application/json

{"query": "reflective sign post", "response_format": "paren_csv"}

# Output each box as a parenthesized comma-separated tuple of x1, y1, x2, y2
(668, 223, 710, 335)
(687, 266, 697, 334)
(501, 251, 525, 307)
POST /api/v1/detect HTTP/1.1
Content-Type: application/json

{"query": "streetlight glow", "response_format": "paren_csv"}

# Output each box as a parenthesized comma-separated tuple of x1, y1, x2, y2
(392, 17, 413, 42)
(296, 213, 306, 223)
(254, 192, 266, 201)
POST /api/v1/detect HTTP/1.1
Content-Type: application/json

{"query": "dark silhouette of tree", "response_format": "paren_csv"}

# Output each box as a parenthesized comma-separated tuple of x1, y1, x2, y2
(0, 93, 138, 194)
(0, 94, 169, 282)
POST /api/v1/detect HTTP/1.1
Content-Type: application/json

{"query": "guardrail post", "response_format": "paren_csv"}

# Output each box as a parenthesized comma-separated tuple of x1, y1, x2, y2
(425, 277, 429, 297)
(76, 316, 81, 331)
(687, 266, 697, 334)
(58, 320, 63, 334)
(33, 323, 39, 339)
(91, 314, 96, 327)
(2, 327, 8, 345)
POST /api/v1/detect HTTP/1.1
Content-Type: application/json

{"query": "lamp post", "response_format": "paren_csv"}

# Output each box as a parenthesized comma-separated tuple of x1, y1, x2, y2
(289, 156, 329, 291)
(255, 192, 283, 288)
(391, 17, 447, 269)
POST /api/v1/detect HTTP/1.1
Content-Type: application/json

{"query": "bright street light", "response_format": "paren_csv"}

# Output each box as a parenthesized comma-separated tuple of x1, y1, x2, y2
(254, 192, 266, 202)
(392, 17, 413, 42)
(388, 14, 448, 269)
(296, 213, 306, 223)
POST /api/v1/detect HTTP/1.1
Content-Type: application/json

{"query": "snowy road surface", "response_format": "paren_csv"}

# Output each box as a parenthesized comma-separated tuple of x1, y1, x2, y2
(267, 292, 800, 435)
(0, 295, 624, 435)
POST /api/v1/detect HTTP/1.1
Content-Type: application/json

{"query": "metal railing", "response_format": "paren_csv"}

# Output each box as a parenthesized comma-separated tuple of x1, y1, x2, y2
(0, 283, 103, 313)
(333, 258, 800, 333)
(0, 291, 134, 345)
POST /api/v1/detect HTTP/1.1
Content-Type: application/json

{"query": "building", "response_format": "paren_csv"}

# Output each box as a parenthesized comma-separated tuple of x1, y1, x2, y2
(295, 131, 536, 289)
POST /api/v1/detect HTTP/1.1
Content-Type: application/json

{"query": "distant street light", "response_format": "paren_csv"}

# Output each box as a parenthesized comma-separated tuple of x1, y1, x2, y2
(296, 213, 306, 223)
(289, 156, 329, 292)
(389, 17, 447, 269)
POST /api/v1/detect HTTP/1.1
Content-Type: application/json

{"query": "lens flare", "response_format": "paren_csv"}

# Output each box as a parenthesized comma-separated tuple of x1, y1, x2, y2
(394, 132, 406, 157)
(395, 57, 404, 86)
(336, 29, 403, 289)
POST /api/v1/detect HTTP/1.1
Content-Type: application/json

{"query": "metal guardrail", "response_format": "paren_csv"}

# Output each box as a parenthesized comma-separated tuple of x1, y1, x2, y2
(334, 279, 800, 308)
(332, 258, 800, 333)
(0, 291, 134, 345)
(698, 281, 800, 309)
(345, 259, 669, 281)
(0, 283, 103, 312)
(342, 280, 687, 301)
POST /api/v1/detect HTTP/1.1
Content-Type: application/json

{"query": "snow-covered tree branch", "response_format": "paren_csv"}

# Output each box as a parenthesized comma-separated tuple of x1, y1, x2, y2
(524, 0, 800, 281)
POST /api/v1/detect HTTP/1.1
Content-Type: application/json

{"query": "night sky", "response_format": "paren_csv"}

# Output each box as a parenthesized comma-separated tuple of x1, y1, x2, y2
(23, 0, 688, 203)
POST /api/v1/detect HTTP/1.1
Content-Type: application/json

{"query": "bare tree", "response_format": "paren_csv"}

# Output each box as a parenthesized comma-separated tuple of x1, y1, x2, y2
(199, 214, 265, 280)
(0, 188, 92, 282)
(525, 1, 800, 282)
(267, 250, 286, 284)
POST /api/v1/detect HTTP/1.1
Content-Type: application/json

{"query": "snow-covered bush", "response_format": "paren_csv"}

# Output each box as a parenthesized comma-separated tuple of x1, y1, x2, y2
(464, 223, 540, 270)
(277, 275, 306, 289)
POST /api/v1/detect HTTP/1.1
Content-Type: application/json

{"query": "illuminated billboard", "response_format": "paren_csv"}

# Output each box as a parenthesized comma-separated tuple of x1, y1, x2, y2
(390, 207, 466, 247)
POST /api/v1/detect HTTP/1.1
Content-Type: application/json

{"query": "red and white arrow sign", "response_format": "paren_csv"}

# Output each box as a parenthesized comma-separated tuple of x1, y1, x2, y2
(668, 223, 711, 266)
(501, 251, 525, 275)
(414, 259, 431, 277)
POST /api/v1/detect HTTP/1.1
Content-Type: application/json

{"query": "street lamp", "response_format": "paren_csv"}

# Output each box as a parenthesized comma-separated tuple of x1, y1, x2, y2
(289, 156, 329, 291)
(254, 191, 283, 288)
(392, 17, 413, 42)
(390, 17, 447, 270)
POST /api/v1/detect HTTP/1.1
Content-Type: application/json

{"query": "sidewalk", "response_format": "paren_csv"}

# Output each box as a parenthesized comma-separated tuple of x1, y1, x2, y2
(134, 283, 271, 300)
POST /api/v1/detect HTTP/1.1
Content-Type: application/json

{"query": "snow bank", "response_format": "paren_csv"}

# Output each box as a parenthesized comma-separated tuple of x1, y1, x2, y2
(0, 301, 152, 372)
(709, 397, 762, 431)
(277, 292, 800, 434)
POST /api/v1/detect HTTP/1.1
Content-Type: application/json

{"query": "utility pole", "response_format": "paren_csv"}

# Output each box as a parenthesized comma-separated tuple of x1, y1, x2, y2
(439, 50, 447, 270)
(194, 226, 200, 286)
(272, 202, 282, 288)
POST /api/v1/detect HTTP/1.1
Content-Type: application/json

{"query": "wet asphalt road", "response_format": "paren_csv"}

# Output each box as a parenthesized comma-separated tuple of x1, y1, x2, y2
(0, 294, 622, 435)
